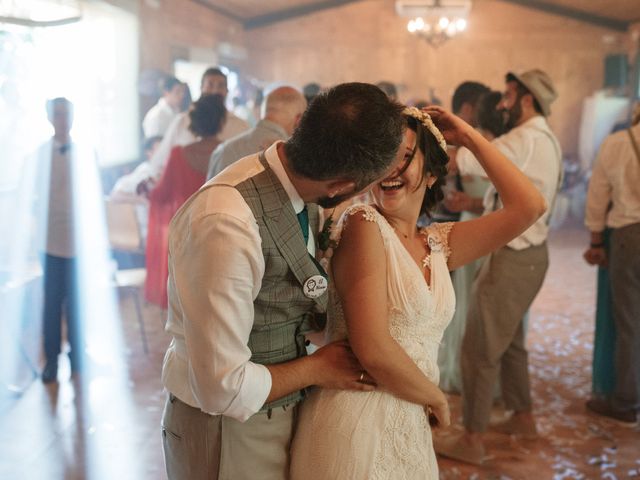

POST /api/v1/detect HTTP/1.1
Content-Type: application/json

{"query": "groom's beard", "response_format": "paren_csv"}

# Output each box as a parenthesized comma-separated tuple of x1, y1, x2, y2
(317, 194, 352, 209)
(318, 179, 374, 208)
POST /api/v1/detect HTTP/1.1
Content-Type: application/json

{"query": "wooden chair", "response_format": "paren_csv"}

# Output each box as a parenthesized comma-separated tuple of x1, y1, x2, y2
(104, 197, 148, 354)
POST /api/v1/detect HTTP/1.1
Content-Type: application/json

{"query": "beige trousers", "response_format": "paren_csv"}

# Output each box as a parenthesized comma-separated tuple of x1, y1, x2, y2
(162, 394, 297, 480)
(461, 243, 549, 432)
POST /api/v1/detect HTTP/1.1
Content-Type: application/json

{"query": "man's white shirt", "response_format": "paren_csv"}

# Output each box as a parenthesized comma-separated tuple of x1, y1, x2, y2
(162, 142, 313, 422)
(457, 116, 562, 250)
(45, 140, 75, 257)
(142, 97, 179, 138)
(585, 123, 640, 231)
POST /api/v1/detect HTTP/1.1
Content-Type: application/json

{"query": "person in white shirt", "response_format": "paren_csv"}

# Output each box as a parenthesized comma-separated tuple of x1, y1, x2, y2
(436, 69, 562, 465)
(142, 76, 184, 138)
(160, 82, 408, 480)
(583, 104, 640, 425)
(112, 67, 250, 197)
(30, 98, 92, 383)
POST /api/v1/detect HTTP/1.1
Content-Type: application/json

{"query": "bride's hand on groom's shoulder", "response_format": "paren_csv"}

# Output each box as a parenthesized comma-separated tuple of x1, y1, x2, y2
(310, 340, 376, 392)
(425, 393, 450, 429)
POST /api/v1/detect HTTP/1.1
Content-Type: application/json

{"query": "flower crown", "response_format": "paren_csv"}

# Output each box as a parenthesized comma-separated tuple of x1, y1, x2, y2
(403, 106, 448, 152)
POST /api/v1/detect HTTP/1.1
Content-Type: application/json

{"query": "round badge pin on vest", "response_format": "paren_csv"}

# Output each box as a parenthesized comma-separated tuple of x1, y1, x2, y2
(303, 275, 327, 299)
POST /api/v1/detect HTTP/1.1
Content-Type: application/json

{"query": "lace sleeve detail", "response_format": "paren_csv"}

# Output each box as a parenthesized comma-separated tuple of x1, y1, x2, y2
(318, 204, 381, 267)
(332, 204, 380, 246)
(331, 203, 384, 247)
(343, 204, 378, 222)
(422, 222, 454, 263)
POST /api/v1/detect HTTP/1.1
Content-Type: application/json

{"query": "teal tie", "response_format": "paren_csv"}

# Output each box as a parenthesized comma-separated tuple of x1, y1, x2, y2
(296, 206, 327, 280)
(297, 207, 310, 246)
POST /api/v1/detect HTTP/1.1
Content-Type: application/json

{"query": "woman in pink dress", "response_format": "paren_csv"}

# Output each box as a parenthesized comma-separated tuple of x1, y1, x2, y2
(144, 94, 226, 308)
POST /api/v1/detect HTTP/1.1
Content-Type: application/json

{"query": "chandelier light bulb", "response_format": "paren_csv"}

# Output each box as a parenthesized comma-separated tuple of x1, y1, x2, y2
(405, 4, 470, 48)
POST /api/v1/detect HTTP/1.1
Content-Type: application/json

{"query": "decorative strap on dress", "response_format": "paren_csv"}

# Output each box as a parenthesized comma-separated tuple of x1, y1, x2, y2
(421, 221, 456, 316)
(343, 203, 379, 223)
(333, 204, 386, 245)
(318, 203, 383, 270)
(420, 221, 454, 268)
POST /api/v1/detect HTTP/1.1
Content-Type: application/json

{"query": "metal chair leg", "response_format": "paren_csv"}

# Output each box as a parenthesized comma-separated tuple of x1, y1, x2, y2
(131, 288, 148, 355)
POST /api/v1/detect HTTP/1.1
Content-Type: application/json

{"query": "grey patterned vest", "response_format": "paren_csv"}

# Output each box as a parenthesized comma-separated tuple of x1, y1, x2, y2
(234, 152, 327, 412)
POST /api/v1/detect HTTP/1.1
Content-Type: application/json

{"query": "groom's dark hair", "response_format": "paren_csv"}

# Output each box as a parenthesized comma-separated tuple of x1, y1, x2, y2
(284, 82, 405, 190)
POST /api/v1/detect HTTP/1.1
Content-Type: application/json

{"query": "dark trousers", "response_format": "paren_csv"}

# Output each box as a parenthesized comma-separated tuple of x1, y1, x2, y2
(42, 253, 82, 370)
(610, 223, 640, 413)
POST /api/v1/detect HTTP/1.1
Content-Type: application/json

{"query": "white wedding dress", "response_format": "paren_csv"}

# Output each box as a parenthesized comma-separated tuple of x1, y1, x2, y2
(290, 204, 455, 480)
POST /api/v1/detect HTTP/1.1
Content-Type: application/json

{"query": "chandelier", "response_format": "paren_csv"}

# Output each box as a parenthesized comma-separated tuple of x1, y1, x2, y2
(0, 0, 82, 27)
(397, 0, 471, 47)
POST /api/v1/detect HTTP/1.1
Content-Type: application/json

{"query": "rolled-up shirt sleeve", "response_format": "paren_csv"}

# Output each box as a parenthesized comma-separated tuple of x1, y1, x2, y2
(170, 208, 270, 422)
(585, 143, 612, 232)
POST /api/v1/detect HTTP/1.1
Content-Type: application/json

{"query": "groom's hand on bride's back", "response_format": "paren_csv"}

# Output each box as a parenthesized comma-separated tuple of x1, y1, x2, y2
(311, 340, 377, 392)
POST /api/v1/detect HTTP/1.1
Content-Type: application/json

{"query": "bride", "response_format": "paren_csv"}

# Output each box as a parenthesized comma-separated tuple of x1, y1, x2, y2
(289, 105, 545, 479)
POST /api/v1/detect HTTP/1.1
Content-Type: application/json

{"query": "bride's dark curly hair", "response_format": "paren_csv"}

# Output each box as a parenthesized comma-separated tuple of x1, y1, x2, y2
(404, 115, 449, 216)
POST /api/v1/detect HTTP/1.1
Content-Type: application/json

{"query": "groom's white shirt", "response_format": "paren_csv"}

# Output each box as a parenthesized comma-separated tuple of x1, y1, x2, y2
(162, 142, 313, 422)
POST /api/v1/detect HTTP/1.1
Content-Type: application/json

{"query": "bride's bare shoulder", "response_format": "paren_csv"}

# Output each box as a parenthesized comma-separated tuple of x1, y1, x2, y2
(332, 204, 386, 265)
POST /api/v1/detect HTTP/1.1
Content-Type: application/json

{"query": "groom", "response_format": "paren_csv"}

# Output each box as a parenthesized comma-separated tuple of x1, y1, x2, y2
(161, 82, 407, 479)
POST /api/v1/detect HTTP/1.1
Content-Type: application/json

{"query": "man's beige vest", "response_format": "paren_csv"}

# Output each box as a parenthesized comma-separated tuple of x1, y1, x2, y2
(234, 153, 327, 412)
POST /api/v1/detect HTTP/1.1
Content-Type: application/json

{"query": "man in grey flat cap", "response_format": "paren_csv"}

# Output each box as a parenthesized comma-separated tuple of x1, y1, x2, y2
(436, 69, 562, 465)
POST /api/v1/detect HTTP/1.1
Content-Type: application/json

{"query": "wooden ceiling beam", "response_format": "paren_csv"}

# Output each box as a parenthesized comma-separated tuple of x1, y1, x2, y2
(244, 0, 365, 30)
(498, 0, 630, 32)
(191, 0, 244, 23)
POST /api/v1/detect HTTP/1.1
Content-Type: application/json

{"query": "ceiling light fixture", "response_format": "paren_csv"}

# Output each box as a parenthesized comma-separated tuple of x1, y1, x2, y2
(397, 0, 471, 47)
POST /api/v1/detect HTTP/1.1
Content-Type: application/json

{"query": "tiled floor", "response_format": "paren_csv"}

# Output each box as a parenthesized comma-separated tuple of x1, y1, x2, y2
(0, 225, 638, 480)
(437, 226, 640, 479)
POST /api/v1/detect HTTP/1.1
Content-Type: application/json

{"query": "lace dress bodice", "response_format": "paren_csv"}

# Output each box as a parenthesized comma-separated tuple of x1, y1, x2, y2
(326, 204, 455, 384)
(290, 204, 456, 480)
